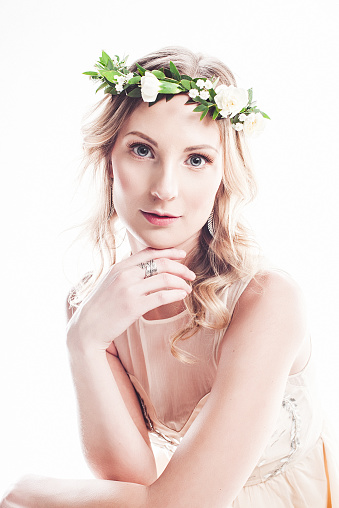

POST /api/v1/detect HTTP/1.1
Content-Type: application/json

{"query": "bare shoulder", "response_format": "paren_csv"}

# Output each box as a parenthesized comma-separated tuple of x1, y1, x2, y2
(237, 269, 307, 320)
(218, 269, 308, 369)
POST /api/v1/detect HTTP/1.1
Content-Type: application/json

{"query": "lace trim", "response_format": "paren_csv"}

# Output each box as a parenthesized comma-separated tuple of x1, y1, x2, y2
(261, 396, 301, 481)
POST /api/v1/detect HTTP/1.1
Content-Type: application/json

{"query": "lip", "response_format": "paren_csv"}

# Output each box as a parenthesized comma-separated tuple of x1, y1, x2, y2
(142, 209, 180, 218)
(141, 210, 181, 226)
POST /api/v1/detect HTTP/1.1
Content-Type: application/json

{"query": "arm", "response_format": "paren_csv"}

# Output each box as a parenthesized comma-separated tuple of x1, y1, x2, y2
(66, 297, 157, 485)
(146, 270, 308, 507)
(64, 248, 194, 485)
(2, 271, 307, 508)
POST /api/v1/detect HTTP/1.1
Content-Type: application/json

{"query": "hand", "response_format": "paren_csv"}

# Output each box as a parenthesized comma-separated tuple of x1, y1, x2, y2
(66, 247, 196, 352)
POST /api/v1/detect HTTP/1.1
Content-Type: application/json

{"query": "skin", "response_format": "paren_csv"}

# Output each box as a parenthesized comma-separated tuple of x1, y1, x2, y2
(1, 94, 312, 508)
(110, 94, 223, 320)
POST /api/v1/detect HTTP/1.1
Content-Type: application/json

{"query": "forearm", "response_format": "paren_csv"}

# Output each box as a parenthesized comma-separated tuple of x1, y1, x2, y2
(1, 474, 149, 508)
(67, 342, 156, 483)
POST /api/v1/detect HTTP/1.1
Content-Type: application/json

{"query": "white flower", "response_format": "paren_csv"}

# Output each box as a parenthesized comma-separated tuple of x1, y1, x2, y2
(188, 89, 199, 99)
(140, 71, 161, 102)
(126, 72, 134, 81)
(232, 122, 244, 131)
(214, 85, 248, 118)
(196, 79, 205, 89)
(238, 113, 247, 122)
(117, 75, 126, 85)
(204, 80, 213, 89)
(199, 90, 210, 100)
(115, 83, 124, 92)
(243, 112, 266, 136)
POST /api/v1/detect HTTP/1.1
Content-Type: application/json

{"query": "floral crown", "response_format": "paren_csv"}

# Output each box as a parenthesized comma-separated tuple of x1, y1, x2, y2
(84, 51, 270, 135)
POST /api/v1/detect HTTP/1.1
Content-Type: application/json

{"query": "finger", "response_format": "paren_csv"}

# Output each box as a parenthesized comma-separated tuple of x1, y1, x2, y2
(141, 289, 188, 314)
(117, 247, 187, 271)
(122, 257, 195, 286)
(148, 257, 196, 281)
(137, 272, 193, 295)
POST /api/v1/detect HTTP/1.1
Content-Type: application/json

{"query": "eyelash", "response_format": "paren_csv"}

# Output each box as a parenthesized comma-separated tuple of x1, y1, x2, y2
(127, 142, 214, 167)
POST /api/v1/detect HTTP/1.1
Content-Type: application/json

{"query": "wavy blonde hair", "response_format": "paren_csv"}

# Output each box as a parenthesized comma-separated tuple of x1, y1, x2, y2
(68, 46, 266, 364)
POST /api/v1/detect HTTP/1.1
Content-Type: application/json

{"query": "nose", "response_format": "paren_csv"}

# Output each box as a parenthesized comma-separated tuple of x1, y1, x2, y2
(150, 160, 178, 201)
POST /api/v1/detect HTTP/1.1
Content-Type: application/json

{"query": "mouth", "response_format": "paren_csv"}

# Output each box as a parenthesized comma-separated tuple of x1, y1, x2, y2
(141, 210, 181, 226)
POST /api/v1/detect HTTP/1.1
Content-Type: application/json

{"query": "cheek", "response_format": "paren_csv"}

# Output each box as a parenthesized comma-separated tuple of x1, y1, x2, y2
(111, 156, 140, 199)
(188, 172, 222, 210)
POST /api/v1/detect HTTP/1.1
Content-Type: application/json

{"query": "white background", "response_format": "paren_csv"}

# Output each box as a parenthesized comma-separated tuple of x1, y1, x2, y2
(0, 0, 338, 493)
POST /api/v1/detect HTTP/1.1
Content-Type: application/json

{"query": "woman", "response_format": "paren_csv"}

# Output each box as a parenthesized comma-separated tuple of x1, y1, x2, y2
(2, 46, 338, 507)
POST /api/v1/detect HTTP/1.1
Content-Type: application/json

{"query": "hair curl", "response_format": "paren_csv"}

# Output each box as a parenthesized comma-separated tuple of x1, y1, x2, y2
(68, 46, 267, 364)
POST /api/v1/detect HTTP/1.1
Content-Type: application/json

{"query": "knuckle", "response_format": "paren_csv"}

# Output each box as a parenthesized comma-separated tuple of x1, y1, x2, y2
(161, 273, 172, 287)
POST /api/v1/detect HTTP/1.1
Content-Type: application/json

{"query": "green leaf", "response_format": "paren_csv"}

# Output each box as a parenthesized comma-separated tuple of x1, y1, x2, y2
(159, 82, 181, 94)
(169, 61, 181, 81)
(165, 94, 175, 102)
(180, 74, 192, 81)
(261, 111, 271, 119)
(248, 88, 253, 104)
(83, 71, 99, 76)
(209, 88, 216, 99)
(193, 104, 207, 113)
(95, 82, 108, 93)
(212, 107, 219, 120)
(190, 80, 199, 90)
(200, 108, 209, 120)
(161, 77, 178, 83)
(180, 79, 191, 90)
(163, 68, 172, 78)
(107, 59, 114, 70)
(128, 76, 141, 84)
(104, 86, 115, 94)
(127, 87, 142, 97)
(152, 70, 166, 79)
(198, 98, 209, 106)
(100, 70, 120, 82)
(136, 63, 146, 76)
(101, 51, 110, 66)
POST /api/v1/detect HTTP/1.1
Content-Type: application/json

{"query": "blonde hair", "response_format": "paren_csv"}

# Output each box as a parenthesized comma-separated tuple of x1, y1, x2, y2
(68, 46, 266, 363)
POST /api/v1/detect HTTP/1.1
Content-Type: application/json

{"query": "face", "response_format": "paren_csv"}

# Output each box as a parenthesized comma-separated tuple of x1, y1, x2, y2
(110, 94, 223, 254)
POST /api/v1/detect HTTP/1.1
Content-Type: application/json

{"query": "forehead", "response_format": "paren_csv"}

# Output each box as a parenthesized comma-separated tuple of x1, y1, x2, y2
(117, 94, 221, 148)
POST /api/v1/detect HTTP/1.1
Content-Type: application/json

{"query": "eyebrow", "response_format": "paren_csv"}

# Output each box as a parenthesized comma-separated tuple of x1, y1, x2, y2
(125, 131, 219, 153)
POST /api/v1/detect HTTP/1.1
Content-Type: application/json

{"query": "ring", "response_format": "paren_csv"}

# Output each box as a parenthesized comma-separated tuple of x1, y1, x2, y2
(138, 259, 158, 278)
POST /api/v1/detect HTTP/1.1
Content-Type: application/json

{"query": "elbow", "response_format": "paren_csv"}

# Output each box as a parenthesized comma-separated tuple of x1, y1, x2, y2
(87, 455, 158, 486)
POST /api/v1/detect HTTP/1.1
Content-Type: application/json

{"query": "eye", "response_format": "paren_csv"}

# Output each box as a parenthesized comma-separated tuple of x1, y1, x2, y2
(187, 154, 211, 168)
(130, 143, 153, 158)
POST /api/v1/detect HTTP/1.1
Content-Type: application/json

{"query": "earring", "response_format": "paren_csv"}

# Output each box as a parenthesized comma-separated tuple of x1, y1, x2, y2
(207, 210, 215, 237)
(107, 184, 114, 219)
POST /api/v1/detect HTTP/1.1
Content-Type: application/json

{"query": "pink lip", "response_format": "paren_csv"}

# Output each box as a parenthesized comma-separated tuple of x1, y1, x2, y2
(141, 211, 181, 226)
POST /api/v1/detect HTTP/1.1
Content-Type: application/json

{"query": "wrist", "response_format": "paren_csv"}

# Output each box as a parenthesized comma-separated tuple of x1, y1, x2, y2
(66, 330, 107, 359)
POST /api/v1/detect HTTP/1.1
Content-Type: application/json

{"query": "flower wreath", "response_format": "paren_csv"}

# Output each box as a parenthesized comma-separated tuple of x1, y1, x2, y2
(84, 51, 270, 135)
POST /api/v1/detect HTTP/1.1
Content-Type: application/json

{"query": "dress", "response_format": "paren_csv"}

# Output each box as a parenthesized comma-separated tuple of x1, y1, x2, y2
(113, 274, 339, 506)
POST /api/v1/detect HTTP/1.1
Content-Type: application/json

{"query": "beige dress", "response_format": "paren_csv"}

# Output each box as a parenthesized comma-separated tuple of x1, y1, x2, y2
(114, 275, 339, 506)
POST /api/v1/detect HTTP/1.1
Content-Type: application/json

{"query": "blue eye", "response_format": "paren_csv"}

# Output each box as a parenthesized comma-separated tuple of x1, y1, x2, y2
(188, 155, 207, 167)
(132, 144, 151, 157)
